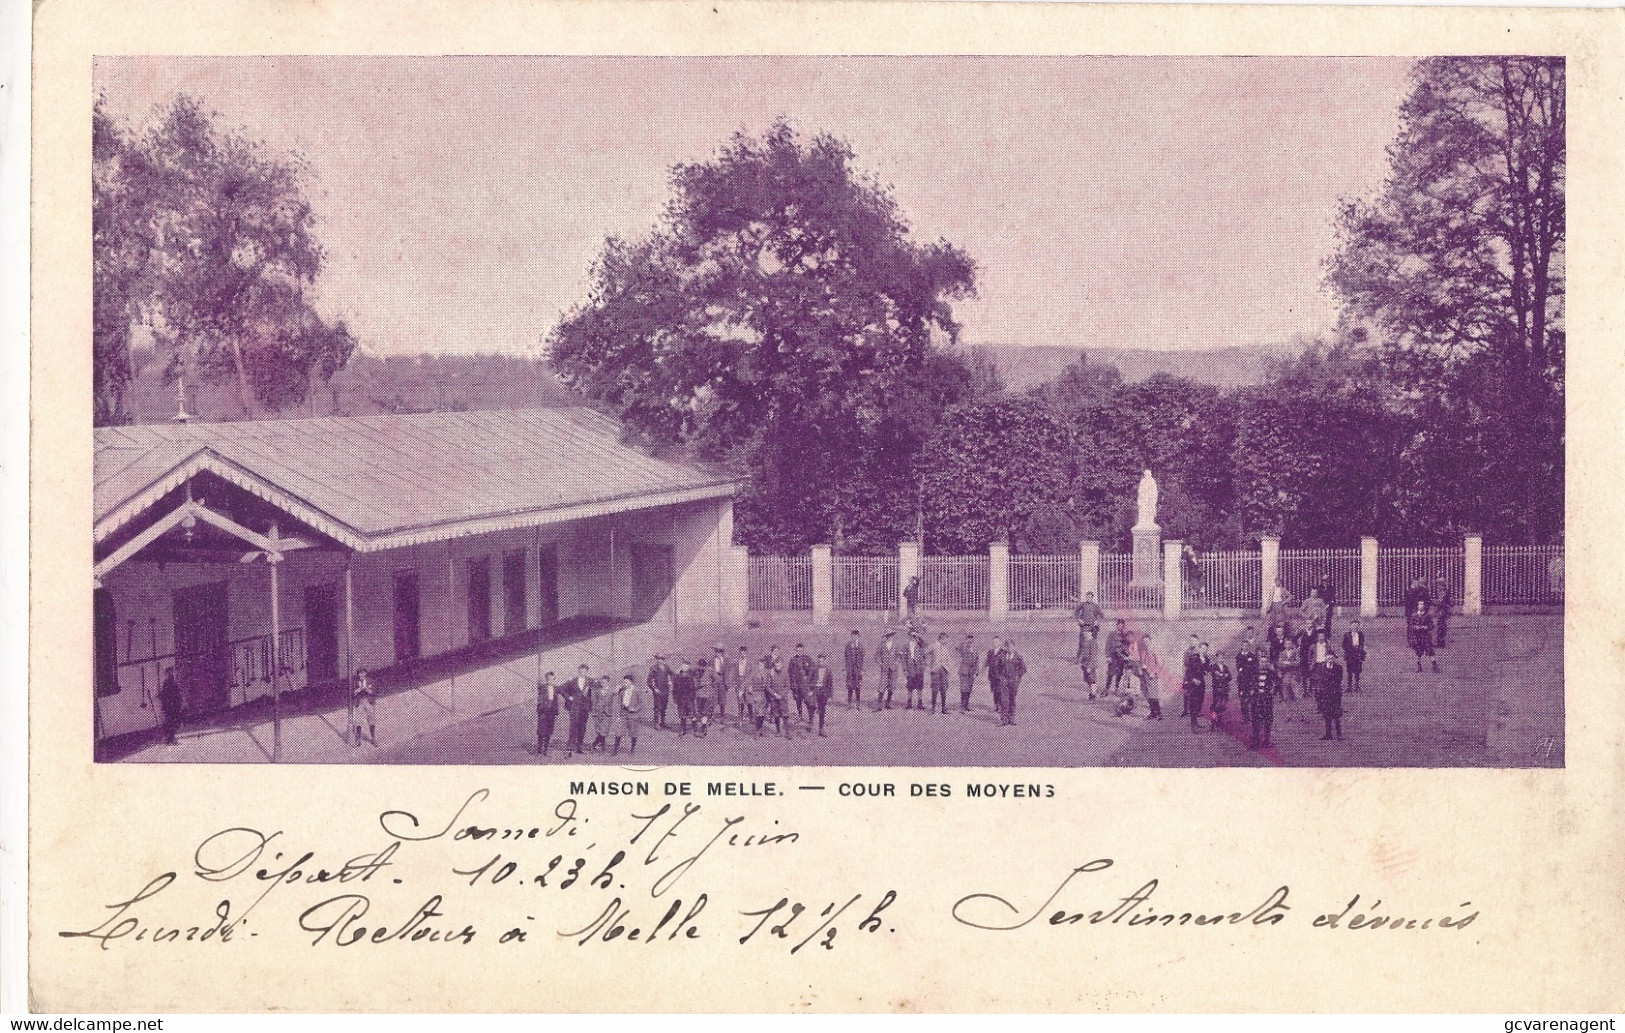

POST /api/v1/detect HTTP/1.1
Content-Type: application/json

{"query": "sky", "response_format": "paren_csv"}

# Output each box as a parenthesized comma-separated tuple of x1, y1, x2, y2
(96, 55, 1415, 357)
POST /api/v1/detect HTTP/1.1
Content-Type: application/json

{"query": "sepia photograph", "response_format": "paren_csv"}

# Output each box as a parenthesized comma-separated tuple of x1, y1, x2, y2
(90, 54, 1564, 769)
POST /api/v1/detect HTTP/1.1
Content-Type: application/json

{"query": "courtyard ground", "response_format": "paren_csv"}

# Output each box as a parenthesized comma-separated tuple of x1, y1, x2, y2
(118, 610, 1563, 768)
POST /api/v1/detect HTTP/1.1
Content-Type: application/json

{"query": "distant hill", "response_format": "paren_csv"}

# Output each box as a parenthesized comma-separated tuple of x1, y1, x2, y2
(118, 341, 1302, 426)
(122, 350, 581, 424)
(978, 343, 1305, 393)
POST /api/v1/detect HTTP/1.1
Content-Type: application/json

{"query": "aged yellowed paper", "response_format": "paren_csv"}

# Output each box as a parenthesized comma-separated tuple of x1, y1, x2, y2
(30, 0, 1625, 1013)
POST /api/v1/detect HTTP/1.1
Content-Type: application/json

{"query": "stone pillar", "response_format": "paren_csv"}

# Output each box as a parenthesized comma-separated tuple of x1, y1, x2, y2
(1079, 540, 1100, 603)
(1163, 539, 1182, 621)
(1260, 536, 1280, 616)
(1360, 537, 1379, 617)
(1463, 533, 1483, 616)
(898, 541, 920, 619)
(988, 542, 1009, 623)
(724, 545, 750, 626)
(810, 544, 833, 627)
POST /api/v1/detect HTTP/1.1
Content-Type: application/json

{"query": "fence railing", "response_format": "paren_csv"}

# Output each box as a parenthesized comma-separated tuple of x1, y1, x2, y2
(1484, 544, 1564, 605)
(1185, 550, 1264, 609)
(1009, 554, 1078, 610)
(1377, 547, 1464, 608)
(1099, 553, 1164, 610)
(832, 555, 897, 611)
(747, 555, 813, 611)
(919, 555, 989, 611)
(1278, 548, 1361, 611)
(745, 542, 1562, 616)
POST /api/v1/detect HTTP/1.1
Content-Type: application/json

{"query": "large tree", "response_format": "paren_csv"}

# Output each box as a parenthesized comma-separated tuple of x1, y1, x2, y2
(93, 95, 355, 424)
(1071, 374, 1236, 549)
(549, 120, 979, 552)
(1326, 57, 1564, 542)
(917, 398, 1074, 554)
(1230, 342, 1409, 545)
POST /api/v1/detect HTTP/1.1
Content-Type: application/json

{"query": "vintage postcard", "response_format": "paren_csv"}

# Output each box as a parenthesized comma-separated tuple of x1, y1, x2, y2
(26, 0, 1625, 1014)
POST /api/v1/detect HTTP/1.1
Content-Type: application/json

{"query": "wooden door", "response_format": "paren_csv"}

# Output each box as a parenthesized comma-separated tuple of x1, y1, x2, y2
(304, 583, 340, 682)
(629, 543, 675, 624)
(393, 570, 420, 663)
(502, 549, 527, 637)
(537, 544, 559, 627)
(467, 556, 492, 644)
(172, 581, 230, 714)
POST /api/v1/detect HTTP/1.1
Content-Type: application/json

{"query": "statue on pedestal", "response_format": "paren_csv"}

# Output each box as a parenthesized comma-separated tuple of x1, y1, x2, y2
(1135, 469, 1159, 530)
(1130, 470, 1162, 588)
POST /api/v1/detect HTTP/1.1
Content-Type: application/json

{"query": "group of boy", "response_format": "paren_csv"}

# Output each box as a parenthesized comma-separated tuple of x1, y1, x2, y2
(843, 624, 1027, 725)
(533, 664, 647, 758)
(651, 644, 839, 738)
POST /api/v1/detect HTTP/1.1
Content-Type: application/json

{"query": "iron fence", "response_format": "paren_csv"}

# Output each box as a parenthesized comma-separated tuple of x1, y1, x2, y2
(1484, 545, 1564, 605)
(833, 555, 897, 611)
(1377, 547, 1464, 608)
(743, 542, 1560, 614)
(1278, 548, 1362, 612)
(747, 555, 813, 611)
(1008, 554, 1078, 610)
(919, 555, 990, 611)
(1099, 552, 1164, 610)
(1183, 550, 1263, 609)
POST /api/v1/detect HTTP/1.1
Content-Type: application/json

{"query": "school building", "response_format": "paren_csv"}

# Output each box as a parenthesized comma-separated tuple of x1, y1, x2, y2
(92, 409, 744, 747)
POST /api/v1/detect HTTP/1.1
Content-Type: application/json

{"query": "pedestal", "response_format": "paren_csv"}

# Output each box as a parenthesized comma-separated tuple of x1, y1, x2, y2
(1131, 525, 1161, 585)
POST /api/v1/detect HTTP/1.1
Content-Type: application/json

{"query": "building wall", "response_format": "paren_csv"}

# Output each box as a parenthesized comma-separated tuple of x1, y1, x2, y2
(97, 548, 350, 740)
(96, 496, 734, 740)
(608, 496, 733, 627)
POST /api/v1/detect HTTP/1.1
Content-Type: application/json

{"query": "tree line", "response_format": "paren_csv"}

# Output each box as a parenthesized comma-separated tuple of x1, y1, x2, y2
(549, 58, 1563, 554)
(92, 60, 1562, 552)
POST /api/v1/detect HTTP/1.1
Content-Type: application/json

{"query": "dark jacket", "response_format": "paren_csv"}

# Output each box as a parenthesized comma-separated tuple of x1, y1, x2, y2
(788, 653, 816, 695)
(646, 662, 673, 699)
(1341, 630, 1367, 667)
(536, 681, 560, 716)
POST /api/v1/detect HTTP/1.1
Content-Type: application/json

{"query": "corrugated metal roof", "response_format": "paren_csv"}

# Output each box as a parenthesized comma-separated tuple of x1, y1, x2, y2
(94, 409, 739, 548)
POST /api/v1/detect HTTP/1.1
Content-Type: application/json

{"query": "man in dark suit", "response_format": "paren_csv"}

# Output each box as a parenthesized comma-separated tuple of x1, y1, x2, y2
(1236, 628, 1261, 704)
(843, 630, 865, 709)
(1179, 635, 1202, 717)
(997, 641, 1027, 726)
(646, 655, 673, 729)
(788, 643, 815, 725)
(1318, 571, 1337, 641)
(1313, 653, 1346, 741)
(1183, 640, 1209, 732)
(1249, 659, 1279, 749)
(1206, 658, 1233, 731)
(956, 634, 981, 712)
(158, 670, 183, 745)
(672, 660, 698, 736)
(564, 664, 594, 756)
(810, 653, 835, 736)
(874, 631, 900, 710)
(1105, 619, 1133, 696)
(1408, 602, 1439, 673)
(536, 671, 560, 755)
(985, 636, 1007, 714)
(902, 635, 927, 710)
(1341, 620, 1368, 692)
(706, 645, 729, 723)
